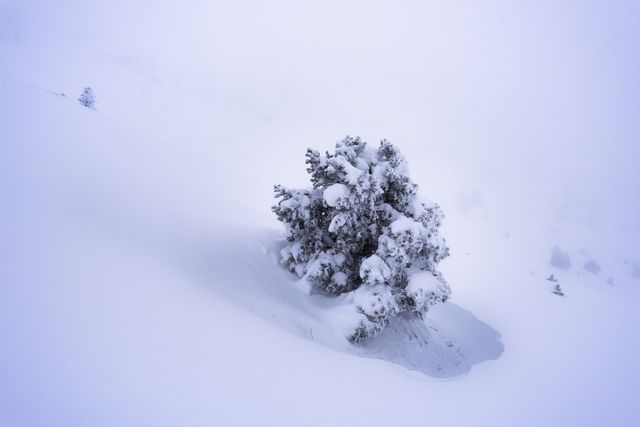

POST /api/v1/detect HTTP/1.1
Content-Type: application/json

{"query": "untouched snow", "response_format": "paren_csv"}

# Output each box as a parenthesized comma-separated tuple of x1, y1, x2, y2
(2, 2, 640, 426)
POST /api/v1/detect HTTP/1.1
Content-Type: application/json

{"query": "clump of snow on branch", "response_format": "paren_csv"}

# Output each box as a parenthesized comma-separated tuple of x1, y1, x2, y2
(273, 136, 450, 342)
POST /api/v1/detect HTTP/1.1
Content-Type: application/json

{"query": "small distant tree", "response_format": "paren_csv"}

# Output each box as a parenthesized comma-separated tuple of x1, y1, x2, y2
(78, 87, 96, 110)
(273, 136, 450, 342)
(552, 283, 565, 296)
(546, 274, 564, 296)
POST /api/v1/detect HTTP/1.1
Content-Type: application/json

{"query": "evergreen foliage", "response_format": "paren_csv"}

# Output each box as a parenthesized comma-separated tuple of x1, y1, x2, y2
(78, 87, 96, 110)
(273, 136, 450, 342)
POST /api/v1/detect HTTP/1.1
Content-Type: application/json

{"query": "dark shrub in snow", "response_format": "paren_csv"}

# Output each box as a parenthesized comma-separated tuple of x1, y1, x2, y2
(273, 136, 450, 342)
(78, 87, 96, 110)
(546, 274, 564, 296)
(552, 284, 565, 296)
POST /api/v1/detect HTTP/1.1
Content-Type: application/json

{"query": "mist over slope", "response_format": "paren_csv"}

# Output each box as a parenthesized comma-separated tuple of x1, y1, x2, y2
(1, 1, 640, 426)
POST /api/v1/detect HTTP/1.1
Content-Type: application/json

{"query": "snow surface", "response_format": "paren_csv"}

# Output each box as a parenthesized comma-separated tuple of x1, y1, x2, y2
(2, 1, 640, 426)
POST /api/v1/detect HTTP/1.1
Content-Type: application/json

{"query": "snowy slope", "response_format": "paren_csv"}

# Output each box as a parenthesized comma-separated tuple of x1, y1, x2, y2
(2, 1, 640, 426)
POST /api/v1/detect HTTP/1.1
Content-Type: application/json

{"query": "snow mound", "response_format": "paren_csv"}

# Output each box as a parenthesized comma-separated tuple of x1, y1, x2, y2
(359, 304, 503, 378)
(198, 228, 503, 377)
(360, 313, 465, 378)
(119, 218, 501, 378)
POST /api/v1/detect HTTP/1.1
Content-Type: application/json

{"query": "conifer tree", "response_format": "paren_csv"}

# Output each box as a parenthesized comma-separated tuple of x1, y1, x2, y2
(273, 136, 450, 342)
(78, 87, 96, 110)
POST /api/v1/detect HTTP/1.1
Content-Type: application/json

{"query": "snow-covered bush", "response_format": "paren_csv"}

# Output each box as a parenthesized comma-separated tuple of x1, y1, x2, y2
(546, 274, 565, 296)
(78, 87, 96, 110)
(273, 136, 450, 342)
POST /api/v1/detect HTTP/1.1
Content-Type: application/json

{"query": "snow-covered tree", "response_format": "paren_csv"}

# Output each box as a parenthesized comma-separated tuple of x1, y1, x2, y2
(546, 274, 565, 296)
(78, 87, 96, 110)
(273, 136, 450, 342)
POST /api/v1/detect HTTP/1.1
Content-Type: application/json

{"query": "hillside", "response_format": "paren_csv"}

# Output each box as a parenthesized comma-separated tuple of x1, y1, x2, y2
(1, 2, 639, 426)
